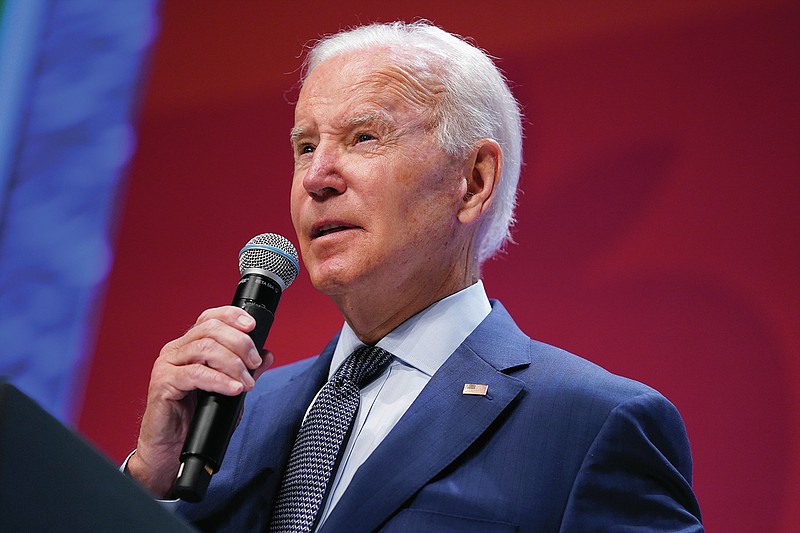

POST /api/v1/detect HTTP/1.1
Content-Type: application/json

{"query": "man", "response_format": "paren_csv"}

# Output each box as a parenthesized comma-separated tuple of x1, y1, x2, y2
(127, 21, 703, 532)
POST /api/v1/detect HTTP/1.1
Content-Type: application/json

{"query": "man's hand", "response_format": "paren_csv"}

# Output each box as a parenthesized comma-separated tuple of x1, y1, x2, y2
(126, 306, 274, 498)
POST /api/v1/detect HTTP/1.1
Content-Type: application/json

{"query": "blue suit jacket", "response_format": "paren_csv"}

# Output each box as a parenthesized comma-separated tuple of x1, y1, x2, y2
(178, 301, 703, 532)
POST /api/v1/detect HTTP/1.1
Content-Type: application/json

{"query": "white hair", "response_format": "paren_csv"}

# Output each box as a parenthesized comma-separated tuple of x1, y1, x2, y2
(303, 21, 523, 266)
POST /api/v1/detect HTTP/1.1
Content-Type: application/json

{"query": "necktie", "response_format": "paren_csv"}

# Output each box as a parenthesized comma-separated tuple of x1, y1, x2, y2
(269, 345, 394, 533)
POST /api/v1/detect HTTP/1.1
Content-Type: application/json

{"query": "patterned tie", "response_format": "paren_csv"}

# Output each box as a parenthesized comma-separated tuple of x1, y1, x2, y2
(269, 345, 394, 533)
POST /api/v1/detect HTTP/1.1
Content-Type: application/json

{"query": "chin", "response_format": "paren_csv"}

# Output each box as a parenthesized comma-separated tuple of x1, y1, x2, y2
(305, 244, 385, 298)
(307, 263, 357, 297)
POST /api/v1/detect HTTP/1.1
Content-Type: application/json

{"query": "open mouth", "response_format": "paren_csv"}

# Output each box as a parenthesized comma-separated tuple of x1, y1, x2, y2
(311, 223, 357, 239)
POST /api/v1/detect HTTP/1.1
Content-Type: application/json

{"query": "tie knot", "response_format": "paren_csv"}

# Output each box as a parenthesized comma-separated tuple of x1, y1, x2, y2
(333, 345, 394, 389)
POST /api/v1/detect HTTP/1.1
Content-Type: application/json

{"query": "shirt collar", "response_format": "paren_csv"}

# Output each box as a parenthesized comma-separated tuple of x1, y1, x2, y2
(330, 281, 491, 379)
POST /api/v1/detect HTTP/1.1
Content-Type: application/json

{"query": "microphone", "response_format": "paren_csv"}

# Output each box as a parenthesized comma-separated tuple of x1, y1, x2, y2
(172, 233, 300, 502)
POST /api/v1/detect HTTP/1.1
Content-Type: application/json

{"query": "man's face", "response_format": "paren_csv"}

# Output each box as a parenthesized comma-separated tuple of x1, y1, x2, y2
(289, 50, 470, 303)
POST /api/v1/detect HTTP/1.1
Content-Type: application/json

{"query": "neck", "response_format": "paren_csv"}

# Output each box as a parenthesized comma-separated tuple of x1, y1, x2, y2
(332, 265, 478, 345)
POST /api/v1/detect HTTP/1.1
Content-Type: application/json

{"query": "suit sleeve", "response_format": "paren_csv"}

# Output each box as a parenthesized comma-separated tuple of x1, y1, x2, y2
(559, 391, 704, 532)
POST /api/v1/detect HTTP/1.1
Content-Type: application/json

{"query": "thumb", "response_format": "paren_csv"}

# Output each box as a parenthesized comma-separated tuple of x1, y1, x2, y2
(253, 348, 275, 381)
(238, 349, 275, 426)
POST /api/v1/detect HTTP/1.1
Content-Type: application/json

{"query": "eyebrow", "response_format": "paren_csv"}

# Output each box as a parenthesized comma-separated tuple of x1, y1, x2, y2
(342, 110, 395, 132)
(289, 127, 306, 145)
(289, 110, 396, 145)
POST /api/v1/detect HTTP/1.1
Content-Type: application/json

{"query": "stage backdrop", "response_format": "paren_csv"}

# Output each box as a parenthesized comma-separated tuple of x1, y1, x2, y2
(77, 2, 799, 532)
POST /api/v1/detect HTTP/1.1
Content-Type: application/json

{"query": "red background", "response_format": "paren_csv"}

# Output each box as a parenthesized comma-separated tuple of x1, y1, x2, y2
(78, 2, 799, 531)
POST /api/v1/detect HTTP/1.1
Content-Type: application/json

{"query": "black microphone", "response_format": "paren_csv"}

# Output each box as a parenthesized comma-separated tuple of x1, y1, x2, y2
(172, 233, 300, 502)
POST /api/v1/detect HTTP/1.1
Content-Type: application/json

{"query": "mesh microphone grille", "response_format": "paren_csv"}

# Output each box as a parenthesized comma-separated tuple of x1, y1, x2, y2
(238, 233, 300, 288)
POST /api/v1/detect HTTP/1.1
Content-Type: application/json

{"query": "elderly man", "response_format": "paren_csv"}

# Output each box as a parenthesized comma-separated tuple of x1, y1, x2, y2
(127, 21, 703, 532)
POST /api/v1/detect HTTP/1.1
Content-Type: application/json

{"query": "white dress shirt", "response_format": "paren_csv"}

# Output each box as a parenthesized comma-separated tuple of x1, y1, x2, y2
(315, 280, 491, 527)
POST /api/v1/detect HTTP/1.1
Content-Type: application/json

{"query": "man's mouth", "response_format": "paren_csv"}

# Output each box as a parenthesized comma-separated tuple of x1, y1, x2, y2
(311, 223, 357, 239)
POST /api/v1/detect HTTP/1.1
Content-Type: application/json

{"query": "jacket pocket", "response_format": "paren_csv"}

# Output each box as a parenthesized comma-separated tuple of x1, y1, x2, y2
(380, 508, 518, 532)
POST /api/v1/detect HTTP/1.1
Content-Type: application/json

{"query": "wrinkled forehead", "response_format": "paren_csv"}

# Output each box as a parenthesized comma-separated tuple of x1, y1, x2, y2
(298, 49, 446, 125)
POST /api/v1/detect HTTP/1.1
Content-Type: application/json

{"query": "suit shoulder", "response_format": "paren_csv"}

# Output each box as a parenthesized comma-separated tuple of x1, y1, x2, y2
(510, 339, 692, 473)
(519, 338, 671, 415)
(481, 301, 664, 407)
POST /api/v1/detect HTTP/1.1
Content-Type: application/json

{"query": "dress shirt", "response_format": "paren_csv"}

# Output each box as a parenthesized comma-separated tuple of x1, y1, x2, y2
(315, 280, 491, 528)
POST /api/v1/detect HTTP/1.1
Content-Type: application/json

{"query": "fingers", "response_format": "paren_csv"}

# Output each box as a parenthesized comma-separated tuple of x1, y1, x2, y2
(190, 306, 263, 368)
(168, 361, 251, 397)
(154, 306, 265, 400)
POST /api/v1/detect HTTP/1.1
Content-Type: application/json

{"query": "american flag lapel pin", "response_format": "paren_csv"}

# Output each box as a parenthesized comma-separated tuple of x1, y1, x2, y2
(462, 383, 489, 396)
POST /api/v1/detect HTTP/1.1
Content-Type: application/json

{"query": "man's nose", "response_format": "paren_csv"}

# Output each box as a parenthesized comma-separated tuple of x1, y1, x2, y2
(302, 145, 346, 200)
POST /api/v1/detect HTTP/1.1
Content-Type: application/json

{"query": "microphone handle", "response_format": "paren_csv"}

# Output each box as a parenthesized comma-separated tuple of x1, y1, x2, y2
(172, 272, 283, 502)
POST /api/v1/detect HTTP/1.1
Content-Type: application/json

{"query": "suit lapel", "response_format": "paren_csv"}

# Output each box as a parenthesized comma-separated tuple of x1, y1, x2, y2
(321, 302, 530, 533)
(232, 340, 337, 502)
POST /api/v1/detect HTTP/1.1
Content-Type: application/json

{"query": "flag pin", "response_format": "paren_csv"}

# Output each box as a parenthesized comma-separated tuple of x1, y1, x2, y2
(462, 383, 489, 396)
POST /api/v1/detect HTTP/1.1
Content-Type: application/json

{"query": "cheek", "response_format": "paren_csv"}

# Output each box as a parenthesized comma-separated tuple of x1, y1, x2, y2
(289, 177, 306, 225)
(400, 172, 462, 226)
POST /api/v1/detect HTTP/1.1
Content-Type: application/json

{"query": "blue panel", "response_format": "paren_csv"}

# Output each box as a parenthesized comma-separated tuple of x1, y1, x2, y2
(0, 0, 160, 422)
(0, 0, 47, 199)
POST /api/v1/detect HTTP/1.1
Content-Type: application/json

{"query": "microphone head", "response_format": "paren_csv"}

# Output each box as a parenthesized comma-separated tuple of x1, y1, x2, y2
(238, 233, 300, 290)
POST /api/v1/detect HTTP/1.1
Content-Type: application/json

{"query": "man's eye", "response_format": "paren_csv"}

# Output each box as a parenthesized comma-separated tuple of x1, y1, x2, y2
(300, 145, 315, 154)
(356, 133, 374, 143)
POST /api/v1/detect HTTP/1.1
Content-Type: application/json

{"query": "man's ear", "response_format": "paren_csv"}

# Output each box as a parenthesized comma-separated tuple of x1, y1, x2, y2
(458, 139, 502, 225)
